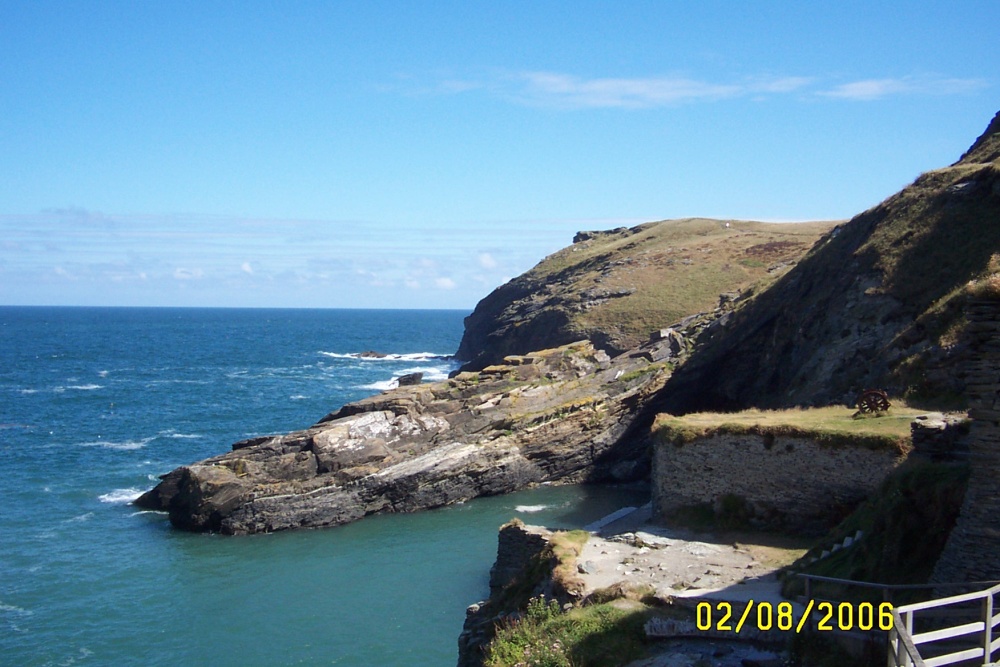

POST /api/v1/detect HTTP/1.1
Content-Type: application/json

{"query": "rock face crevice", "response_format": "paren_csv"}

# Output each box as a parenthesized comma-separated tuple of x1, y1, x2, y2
(135, 339, 678, 534)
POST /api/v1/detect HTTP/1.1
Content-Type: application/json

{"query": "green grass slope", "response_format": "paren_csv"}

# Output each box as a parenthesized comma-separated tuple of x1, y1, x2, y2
(457, 218, 835, 370)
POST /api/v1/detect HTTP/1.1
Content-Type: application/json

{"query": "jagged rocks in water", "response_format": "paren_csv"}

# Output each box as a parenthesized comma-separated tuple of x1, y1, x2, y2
(396, 372, 423, 386)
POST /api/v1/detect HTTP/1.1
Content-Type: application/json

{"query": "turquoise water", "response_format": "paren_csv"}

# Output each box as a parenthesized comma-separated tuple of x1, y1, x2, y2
(0, 307, 647, 666)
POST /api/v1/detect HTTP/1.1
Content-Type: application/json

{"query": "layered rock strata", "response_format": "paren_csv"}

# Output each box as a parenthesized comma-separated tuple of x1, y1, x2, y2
(932, 299, 1000, 583)
(136, 339, 677, 534)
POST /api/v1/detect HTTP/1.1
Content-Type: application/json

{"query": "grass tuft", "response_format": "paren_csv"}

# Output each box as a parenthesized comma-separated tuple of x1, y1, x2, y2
(484, 598, 652, 667)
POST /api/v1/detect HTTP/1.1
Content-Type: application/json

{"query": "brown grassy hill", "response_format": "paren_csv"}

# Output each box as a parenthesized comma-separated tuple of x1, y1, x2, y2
(456, 218, 836, 370)
(653, 110, 1000, 413)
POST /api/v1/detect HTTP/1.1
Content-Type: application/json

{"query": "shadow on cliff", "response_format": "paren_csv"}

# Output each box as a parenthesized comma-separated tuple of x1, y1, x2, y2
(641, 159, 1000, 419)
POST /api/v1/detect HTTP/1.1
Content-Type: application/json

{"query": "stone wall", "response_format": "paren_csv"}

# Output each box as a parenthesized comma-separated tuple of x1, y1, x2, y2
(932, 300, 1000, 584)
(652, 434, 906, 533)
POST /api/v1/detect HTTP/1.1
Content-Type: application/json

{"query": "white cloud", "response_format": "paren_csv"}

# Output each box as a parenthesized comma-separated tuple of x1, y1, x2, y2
(241, 262, 254, 275)
(478, 252, 498, 269)
(405, 278, 421, 289)
(819, 75, 988, 101)
(408, 69, 986, 109)
(435, 277, 457, 289)
(514, 71, 744, 108)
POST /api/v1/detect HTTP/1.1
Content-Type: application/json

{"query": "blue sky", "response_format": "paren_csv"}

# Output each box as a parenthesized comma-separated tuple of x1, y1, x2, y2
(1, 1, 996, 309)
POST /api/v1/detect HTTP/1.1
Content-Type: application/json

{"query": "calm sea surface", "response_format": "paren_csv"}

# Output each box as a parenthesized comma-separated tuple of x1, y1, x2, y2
(0, 307, 647, 666)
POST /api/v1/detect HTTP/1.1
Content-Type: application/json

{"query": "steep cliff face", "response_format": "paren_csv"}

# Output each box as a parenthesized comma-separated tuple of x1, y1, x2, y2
(456, 219, 835, 370)
(653, 111, 1000, 413)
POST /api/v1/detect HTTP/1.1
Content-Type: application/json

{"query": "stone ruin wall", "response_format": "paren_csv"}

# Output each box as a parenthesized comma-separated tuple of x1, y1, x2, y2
(932, 300, 1000, 584)
(652, 433, 906, 533)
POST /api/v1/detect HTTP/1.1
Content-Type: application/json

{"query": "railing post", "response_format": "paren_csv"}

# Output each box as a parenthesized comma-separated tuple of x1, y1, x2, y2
(905, 611, 914, 667)
(984, 592, 994, 665)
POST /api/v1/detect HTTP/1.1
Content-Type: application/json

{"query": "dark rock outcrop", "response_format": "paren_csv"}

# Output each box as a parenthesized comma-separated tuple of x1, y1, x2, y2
(396, 372, 423, 386)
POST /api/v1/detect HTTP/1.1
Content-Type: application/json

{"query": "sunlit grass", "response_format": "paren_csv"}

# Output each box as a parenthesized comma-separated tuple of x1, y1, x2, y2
(654, 403, 926, 453)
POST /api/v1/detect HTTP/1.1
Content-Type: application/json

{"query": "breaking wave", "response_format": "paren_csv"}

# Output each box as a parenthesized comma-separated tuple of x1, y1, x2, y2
(98, 488, 144, 504)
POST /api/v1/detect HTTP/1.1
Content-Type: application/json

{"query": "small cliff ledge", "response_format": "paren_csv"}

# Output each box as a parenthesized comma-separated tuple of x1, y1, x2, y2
(136, 339, 676, 534)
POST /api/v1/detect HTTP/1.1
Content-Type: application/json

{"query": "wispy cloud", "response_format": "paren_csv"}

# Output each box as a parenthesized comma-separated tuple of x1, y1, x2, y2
(478, 252, 498, 270)
(401, 70, 987, 109)
(434, 277, 457, 290)
(818, 75, 989, 101)
(513, 72, 740, 108)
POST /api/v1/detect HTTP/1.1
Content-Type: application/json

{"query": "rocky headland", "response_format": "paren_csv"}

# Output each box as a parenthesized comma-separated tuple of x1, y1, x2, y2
(456, 218, 835, 371)
(135, 337, 679, 533)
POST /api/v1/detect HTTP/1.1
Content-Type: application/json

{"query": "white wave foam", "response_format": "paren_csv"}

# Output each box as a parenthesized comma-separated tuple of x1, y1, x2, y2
(319, 351, 452, 361)
(19, 388, 38, 394)
(358, 379, 398, 391)
(80, 437, 153, 450)
(0, 602, 33, 617)
(161, 431, 202, 439)
(98, 488, 144, 504)
(129, 510, 167, 517)
(97, 370, 109, 378)
(398, 365, 455, 381)
(515, 505, 549, 513)
(65, 512, 94, 523)
(65, 384, 103, 391)
(290, 395, 309, 400)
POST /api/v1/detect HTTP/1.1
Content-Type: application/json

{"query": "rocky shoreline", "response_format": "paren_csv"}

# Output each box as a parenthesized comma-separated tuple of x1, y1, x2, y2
(135, 335, 682, 534)
(458, 512, 801, 667)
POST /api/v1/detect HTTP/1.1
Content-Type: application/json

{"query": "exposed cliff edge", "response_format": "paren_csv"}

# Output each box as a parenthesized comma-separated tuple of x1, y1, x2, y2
(651, 110, 1000, 413)
(135, 338, 678, 533)
(456, 218, 835, 371)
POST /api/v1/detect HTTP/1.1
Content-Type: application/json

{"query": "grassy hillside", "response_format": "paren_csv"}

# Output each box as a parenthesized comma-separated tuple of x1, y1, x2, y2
(652, 110, 1000, 412)
(457, 218, 835, 369)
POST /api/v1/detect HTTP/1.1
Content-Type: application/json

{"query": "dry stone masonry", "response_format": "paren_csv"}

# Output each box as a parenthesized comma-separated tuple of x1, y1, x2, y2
(652, 433, 906, 533)
(932, 300, 1000, 583)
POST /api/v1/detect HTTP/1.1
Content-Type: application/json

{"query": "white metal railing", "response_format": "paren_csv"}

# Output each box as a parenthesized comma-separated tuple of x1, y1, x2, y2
(889, 582, 1000, 667)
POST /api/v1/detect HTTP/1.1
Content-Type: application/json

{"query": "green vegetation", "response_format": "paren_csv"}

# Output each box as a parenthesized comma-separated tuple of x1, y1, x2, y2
(783, 460, 969, 604)
(617, 362, 670, 383)
(484, 597, 653, 667)
(653, 404, 921, 453)
(513, 218, 836, 353)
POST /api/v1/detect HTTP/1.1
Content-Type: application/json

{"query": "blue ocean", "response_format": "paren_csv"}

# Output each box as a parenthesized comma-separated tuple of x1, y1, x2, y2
(0, 307, 648, 666)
